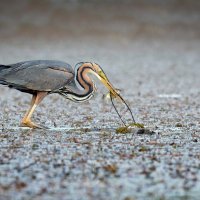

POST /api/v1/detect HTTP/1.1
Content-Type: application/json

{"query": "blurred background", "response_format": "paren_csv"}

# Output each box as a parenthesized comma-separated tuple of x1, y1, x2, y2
(0, 0, 199, 93)
(0, 0, 200, 41)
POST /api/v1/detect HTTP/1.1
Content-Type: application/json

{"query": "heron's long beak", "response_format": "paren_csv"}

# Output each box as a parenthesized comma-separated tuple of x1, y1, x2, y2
(97, 71, 120, 98)
(90, 69, 120, 98)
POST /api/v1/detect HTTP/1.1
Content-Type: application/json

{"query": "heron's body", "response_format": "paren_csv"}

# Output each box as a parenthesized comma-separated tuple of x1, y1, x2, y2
(0, 60, 113, 128)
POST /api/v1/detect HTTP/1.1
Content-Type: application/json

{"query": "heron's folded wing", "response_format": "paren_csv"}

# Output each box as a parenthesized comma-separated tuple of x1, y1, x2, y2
(1, 66, 74, 92)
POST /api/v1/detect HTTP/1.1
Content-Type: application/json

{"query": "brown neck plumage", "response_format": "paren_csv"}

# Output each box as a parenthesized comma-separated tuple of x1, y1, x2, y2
(66, 64, 95, 102)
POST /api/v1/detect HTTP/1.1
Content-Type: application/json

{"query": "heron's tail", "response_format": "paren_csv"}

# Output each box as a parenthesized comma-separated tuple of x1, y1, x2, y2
(0, 65, 9, 85)
(0, 64, 9, 73)
(0, 64, 8, 71)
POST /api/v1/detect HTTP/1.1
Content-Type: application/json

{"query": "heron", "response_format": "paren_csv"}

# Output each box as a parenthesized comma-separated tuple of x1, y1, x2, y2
(0, 60, 134, 129)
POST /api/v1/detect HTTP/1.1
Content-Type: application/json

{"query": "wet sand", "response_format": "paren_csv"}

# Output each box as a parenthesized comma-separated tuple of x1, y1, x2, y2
(0, 1, 200, 200)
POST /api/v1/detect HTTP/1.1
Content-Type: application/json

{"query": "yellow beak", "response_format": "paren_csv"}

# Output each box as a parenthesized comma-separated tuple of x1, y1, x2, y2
(101, 78, 119, 97)
(97, 71, 120, 98)
(90, 68, 121, 99)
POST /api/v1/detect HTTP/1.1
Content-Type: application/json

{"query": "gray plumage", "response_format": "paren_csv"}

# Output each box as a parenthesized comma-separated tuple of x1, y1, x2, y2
(0, 60, 74, 94)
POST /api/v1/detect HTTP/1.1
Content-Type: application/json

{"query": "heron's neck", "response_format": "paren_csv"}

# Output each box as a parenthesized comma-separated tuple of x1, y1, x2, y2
(66, 65, 95, 102)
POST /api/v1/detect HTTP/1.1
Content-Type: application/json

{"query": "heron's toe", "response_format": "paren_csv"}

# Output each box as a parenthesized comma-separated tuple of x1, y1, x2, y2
(20, 120, 48, 129)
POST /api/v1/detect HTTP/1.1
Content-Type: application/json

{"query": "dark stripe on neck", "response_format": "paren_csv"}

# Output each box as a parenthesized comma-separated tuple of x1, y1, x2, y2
(76, 66, 92, 88)
(75, 66, 93, 97)
(60, 65, 94, 101)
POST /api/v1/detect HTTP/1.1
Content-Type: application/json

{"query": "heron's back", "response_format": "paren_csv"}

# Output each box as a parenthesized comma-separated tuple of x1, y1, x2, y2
(0, 60, 75, 94)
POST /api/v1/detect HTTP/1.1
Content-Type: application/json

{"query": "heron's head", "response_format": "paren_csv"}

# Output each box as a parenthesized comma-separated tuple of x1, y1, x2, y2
(76, 62, 119, 97)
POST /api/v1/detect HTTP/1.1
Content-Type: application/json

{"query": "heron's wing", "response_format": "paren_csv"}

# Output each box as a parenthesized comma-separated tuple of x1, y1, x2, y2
(8, 60, 74, 74)
(0, 60, 74, 92)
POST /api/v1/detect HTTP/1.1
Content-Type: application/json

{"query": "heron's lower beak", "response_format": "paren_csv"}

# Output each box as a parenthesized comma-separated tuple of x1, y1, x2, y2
(92, 69, 120, 98)
(100, 78, 119, 97)
(97, 72, 120, 98)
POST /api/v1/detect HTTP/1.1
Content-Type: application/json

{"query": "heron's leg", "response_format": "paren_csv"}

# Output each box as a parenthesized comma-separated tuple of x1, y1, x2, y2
(20, 92, 48, 129)
(22, 94, 37, 120)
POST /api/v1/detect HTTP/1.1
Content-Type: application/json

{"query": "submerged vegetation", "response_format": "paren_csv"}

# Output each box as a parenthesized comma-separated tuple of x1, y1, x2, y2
(115, 122, 145, 134)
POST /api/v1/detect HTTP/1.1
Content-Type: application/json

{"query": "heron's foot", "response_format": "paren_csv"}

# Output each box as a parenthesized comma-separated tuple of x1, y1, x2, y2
(20, 120, 49, 129)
